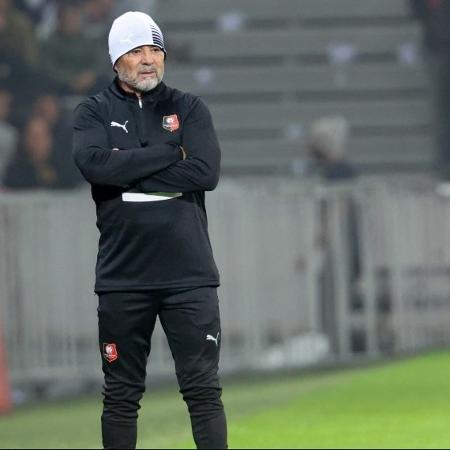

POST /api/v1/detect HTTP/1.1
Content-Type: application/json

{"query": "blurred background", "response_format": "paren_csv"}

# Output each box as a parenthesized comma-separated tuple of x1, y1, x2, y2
(1, 0, 450, 424)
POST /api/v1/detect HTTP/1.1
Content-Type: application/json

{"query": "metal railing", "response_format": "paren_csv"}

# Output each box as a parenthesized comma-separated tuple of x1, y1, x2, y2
(1, 177, 449, 390)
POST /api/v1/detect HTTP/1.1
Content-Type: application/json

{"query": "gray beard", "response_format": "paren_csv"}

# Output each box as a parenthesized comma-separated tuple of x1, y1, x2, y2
(117, 68, 164, 93)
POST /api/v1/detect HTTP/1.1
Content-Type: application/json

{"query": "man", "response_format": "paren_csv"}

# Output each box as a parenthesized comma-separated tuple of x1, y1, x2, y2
(3, 115, 61, 190)
(72, 11, 227, 449)
(307, 116, 361, 352)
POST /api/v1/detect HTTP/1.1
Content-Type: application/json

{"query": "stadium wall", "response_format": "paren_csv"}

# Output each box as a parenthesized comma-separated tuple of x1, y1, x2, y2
(1, 177, 450, 395)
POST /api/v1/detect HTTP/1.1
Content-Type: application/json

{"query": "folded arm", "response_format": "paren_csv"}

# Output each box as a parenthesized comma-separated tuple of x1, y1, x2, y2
(137, 98, 221, 193)
(72, 100, 182, 187)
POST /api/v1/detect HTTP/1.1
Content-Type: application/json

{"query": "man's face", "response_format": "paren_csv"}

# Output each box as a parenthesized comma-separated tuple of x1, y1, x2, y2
(115, 45, 165, 93)
(25, 117, 52, 163)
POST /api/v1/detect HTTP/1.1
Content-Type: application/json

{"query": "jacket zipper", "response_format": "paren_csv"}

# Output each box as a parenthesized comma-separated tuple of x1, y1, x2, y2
(135, 96, 147, 146)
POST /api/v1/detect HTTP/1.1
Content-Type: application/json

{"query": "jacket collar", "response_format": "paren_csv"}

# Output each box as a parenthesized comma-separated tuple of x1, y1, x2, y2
(109, 77, 169, 104)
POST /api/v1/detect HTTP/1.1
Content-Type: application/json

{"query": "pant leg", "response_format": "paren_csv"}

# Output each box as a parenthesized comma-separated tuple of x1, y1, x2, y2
(98, 291, 159, 449)
(159, 286, 227, 449)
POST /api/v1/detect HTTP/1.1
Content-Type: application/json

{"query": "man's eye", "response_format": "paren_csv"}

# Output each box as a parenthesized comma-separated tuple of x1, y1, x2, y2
(132, 49, 141, 55)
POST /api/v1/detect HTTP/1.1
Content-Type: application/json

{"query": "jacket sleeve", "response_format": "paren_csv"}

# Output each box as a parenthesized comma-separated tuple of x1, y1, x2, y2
(72, 100, 182, 187)
(137, 97, 221, 193)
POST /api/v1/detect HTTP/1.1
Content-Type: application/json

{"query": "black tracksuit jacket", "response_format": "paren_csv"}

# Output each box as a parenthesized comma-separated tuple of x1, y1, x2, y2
(72, 79, 220, 292)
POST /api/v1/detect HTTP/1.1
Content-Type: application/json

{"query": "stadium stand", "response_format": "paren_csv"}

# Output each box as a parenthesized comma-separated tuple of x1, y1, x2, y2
(156, 0, 432, 174)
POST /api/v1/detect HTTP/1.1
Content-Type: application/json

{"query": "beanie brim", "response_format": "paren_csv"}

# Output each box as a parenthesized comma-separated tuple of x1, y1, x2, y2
(111, 41, 166, 67)
(108, 11, 166, 66)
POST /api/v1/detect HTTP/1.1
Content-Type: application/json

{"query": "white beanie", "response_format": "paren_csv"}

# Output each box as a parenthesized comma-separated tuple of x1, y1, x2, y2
(108, 11, 166, 66)
(309, 116, 350, 158)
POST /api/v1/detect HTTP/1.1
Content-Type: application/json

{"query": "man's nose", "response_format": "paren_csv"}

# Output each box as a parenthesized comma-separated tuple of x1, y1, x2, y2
(140, 46, 156, 64)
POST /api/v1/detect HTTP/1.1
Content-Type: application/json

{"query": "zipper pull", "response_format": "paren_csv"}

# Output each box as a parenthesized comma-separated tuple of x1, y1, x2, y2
(138, 97, 143, 109)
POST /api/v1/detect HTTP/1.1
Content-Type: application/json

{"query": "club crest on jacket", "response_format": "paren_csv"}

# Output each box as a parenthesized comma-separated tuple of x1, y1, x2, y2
(162, 114, 180, 132)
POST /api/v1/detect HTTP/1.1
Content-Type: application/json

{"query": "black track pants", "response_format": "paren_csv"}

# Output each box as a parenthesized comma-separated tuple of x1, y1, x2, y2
(98, 287, 227, 449)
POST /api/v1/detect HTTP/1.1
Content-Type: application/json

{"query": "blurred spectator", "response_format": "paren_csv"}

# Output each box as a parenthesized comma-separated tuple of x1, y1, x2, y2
(3, 116, 61, 189)
(0, 0, 39, 67)
(32, 93, 60, 127)
(83, 0, 116, 39)
(409, 0, 450, 193)
(2, 78, 58, 131)
(15, 0, 59, 39)
(0, 89, 17, 184)
(32, 94, 83, 187)
(307, 116, 362, 352)
(307, 116, 357, 181)
(0, 0, 63, 120)
(39, 3, 108, 95)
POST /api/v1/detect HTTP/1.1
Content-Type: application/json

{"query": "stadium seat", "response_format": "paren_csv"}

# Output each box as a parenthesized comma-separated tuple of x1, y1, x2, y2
(210, 99, 430, 132)
(158, 0, 411, 27)
(164, 64, 428, 97)
(168, 26, 420, 61)
(220, 135, 433, 172)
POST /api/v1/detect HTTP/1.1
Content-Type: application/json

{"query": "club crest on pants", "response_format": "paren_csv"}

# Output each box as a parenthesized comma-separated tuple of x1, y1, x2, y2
(162, 114, 180, 132)
(103, 343, 118, 363)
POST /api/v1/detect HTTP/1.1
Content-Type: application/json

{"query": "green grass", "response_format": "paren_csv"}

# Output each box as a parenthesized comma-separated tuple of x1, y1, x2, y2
(1, 350, 450, 448)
